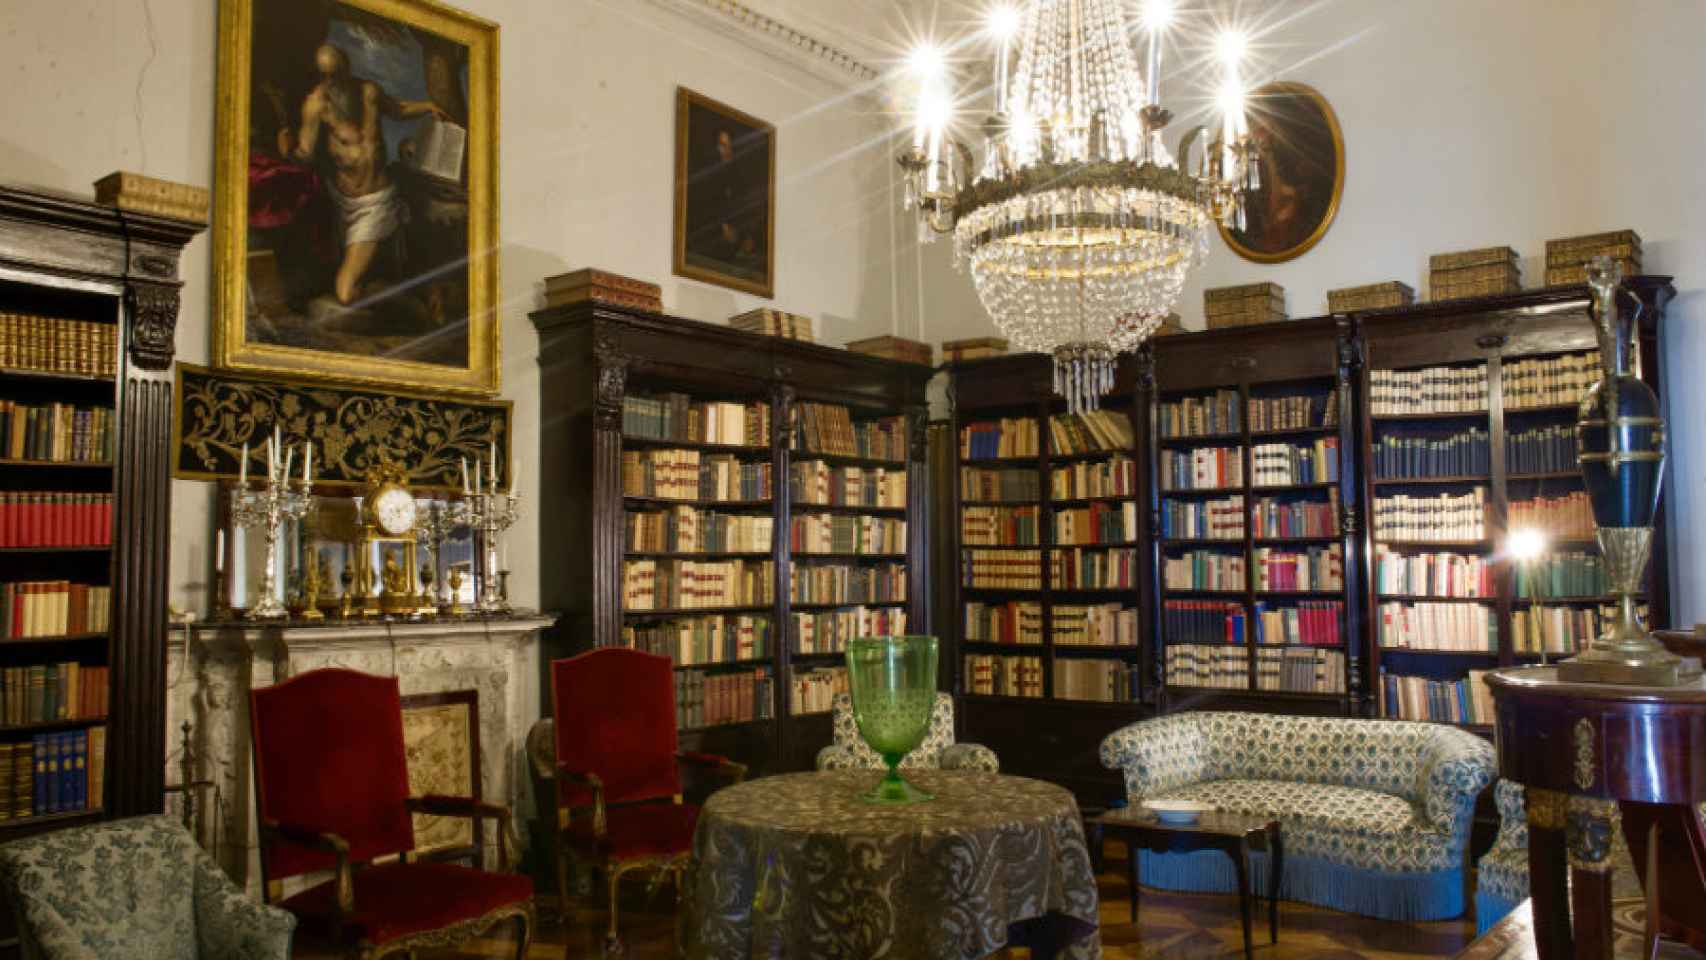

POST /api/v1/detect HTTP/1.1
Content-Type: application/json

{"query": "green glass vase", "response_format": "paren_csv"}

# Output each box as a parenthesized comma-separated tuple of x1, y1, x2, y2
(845, 635, 938, 804)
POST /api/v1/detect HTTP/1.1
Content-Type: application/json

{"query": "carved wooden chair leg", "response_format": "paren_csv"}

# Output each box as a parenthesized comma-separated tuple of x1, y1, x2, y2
(605, 866, 624, 954)
(514, 910, 532, 960)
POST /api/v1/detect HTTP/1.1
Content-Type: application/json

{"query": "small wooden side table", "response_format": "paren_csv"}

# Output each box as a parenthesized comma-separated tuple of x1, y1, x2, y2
(1088, 807, 1282, 960)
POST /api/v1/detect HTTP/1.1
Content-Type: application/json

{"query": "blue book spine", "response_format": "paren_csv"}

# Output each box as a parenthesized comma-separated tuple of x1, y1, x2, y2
(72, 730, 87, 810)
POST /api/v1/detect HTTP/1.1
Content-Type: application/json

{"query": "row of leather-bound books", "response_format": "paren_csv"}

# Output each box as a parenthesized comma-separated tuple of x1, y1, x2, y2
(1, 663, 108, 725)
(0, 728, 104, 821)
(1, 582, 110, 638)
(0, 493, 114, 548)
(963, 654, 1042, 697)
(0, 401, 114, 464)
(792, 406, 905, 462)
(621, 449, 771, 502)
(0, 314, 116, 378)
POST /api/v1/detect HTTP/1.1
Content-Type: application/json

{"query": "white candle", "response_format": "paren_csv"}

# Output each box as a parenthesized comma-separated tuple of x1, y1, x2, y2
(474, 458, 482, 496)
(239, 442, 248, 487)
(266, 436, 275, 482)
(461, 457, 471, 495)
(489, 440, 497, 486)
(215, 529, 225, 575)
(302, 441, 313, 484)
(272, 425, 281, 478)
(282, 446, 294, 485)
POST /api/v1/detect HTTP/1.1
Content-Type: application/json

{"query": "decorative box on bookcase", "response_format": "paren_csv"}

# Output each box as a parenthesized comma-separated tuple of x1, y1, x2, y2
(531, 303, 932, 778)
(947, 352, 1157, 805)
(0, 183, 202, 838)
(1353, 279, 1676, 735)
(1145, 316, 1365, 720)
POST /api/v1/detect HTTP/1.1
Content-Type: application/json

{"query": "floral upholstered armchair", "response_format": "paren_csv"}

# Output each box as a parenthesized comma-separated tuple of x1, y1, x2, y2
(816, 692, 999, 772)
(1475, 780, 1529, 934)
(0, 815, 295, 960)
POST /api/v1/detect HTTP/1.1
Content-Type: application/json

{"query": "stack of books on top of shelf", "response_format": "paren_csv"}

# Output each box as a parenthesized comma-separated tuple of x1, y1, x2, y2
(0, 729, 103, 820)
(845, 336, 932, 366)
(1049, 411, 1133, 453)
(942, 337, 1008, 362)
(2, 663, 109, 723)
(1204, 282, 1286, 328)
(1501, 351, 1599, 410)
(0, 316, 116, 378)
(1544, 229, 1641, 287)
(1430, 246, 1521, 301)
(1, 582, 110, 638)
(730, 308, 813, 342)
(1379, 670, 1493, 725)
(542, 268, 663, 312)
(0, 403, 114, 463)
(1327, 281, 1415, 313)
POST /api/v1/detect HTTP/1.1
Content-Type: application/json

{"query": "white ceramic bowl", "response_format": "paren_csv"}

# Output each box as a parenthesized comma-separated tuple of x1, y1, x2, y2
(1142, 799, 1214, 825)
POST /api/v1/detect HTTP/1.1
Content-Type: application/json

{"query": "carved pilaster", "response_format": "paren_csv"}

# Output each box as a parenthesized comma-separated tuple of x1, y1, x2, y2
(771, 382, 796, 450)
(1134, 343, 1157, 394)
(592, 333, 630, 432)
(1340, 503, 1361, 537)
(125, 281, 179, 371)
(907, 405, 930, 464)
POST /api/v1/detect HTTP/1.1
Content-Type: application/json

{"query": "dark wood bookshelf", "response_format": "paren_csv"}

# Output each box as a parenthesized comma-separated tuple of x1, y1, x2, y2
(0, 183, 202, 836)
(534, 304, 931, 779)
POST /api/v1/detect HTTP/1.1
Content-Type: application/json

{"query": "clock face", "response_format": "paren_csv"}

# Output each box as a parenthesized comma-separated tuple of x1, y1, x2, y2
(373, 487, 417, 536)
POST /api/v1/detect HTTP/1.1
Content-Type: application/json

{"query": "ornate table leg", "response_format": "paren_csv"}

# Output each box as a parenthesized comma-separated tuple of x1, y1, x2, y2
(1526, 788, 1573, 960)
(1268, 826, 1283, 944)
(1233, 837, 1254, 960)
(1566, 796, 1620, 960)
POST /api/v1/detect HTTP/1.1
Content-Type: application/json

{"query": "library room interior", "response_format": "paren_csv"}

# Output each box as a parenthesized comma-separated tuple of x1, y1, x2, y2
(1, 0, 1704, 958)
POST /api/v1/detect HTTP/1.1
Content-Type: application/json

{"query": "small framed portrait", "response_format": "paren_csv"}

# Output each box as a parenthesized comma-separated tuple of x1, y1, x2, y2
(1219, 81, 1346, 264)
(213, 0, 501, 395)
(673, 88, 776, 298)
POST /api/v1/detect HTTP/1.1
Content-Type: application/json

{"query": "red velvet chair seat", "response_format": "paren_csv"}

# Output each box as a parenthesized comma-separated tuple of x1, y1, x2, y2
(567, 801, 700, 861)
(281, 860, 534, 947)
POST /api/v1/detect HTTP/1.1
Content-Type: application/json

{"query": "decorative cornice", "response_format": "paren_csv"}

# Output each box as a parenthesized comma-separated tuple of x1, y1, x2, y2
(644, 0, 882, 88)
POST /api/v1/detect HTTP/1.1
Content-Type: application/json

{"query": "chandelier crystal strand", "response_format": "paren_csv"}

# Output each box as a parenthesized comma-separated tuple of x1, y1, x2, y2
(903, 0, 1252, 413)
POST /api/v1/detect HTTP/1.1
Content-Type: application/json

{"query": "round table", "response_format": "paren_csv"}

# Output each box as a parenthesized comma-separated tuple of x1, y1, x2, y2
(680, 770, 1102, 959)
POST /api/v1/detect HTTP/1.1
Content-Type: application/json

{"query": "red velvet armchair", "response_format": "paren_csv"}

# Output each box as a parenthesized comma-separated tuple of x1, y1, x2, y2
(547, 648, 746, 951)
(250, 668, 534, 959)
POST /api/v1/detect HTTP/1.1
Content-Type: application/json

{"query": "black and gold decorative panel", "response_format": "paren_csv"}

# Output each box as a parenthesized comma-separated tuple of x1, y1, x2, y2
(173, 364, 512, 490)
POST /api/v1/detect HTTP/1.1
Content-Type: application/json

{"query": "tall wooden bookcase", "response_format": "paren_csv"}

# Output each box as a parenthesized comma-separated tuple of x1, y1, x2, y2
(532, 304, 932, 777)
(945, 280, 1676, 804)
(0, 185, 201, 835)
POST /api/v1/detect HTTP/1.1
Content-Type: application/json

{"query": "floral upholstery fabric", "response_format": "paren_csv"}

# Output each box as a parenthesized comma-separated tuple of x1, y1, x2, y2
(1101, 711, 1493, 885)
(0, 815, 295, 960)
(815, 692, 1000, 772)
(1476, 780, 1530, 922)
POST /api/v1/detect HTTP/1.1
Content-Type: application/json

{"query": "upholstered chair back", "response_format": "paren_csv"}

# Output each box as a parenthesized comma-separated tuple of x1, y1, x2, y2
(251, 668, 415, 881)
(552, 648, 682, 807)
(828, 691, 956, 769)
(0, 815, 295, 960)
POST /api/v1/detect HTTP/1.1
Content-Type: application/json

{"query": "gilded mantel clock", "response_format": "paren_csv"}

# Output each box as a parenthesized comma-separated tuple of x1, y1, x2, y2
(357, 460, 430, 616)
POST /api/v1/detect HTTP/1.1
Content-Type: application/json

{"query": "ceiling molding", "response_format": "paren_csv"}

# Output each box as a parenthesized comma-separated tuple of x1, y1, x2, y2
(644, 0, 885, 92)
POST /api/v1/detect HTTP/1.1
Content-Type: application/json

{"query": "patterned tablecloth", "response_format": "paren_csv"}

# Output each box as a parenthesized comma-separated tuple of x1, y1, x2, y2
(680, 770, 1101, 960)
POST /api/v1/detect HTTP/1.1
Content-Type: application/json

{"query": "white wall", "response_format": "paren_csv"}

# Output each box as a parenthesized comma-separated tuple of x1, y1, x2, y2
(912, 0, 1706, 625)
(0, 0, 900, 615)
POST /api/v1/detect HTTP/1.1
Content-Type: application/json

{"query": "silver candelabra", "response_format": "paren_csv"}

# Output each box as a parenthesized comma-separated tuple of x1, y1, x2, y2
(466, 487, 519, 614)
(230, 449, 314, 620)
(418, 498, 474, 613)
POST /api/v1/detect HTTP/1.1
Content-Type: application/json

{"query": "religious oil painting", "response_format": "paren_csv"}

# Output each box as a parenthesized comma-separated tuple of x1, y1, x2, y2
(673, 88, 776, 298)
(1219, 81, 1345, 265)
(214, 0, 500, 395)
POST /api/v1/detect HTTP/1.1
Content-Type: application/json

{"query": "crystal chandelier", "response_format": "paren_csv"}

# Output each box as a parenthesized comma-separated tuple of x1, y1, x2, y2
(899, 0, 1257, 412)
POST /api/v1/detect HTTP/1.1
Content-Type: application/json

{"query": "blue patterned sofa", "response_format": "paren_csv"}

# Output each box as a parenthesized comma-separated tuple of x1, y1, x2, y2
(817, 692, 999, 772)
(1100, 711, 1495, 921)
(0, 814, 295, 959)
(1475, 780, 1529, 934)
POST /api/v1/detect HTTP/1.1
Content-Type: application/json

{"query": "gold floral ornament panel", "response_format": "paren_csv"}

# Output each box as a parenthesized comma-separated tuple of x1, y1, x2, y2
(212, 0, 501, 395)
(402, 694, 478, 855)
(173, 363, 511, 490)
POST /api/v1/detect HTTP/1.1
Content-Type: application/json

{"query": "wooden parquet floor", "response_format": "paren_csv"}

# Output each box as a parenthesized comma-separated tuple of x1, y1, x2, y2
(337, 843, 1481, 960)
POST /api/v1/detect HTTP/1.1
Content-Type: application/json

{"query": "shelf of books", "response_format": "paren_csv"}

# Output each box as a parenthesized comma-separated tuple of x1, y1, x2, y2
(537, 305, 932, 777)
(1356, 282, 1673, 734)
(0, 293, 121, 832)
(1154, 364, 1356, 712)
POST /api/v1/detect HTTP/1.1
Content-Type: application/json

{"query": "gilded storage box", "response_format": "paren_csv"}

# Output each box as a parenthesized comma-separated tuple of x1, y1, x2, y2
(846, 335, 933, 366)
(729, 308, 814, 342)
(544, 268, 663, 312)
(93, 171, 210, 224)
(1327, 281, 1415, 313)
(1205, 282, 1285, 329)
(1153, 313, 1187, 337)
(1429, 246, 1520, 301)
(1544, 229, 1642, 286)
(942, 337, 1009, 362)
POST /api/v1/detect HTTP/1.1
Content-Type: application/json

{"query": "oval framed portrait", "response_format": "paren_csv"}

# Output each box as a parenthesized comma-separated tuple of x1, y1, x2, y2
(1218, 81, 1346, 264)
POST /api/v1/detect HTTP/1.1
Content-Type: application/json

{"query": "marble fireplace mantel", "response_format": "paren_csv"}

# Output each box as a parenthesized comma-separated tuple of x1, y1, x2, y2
(167, 614, 553, 893)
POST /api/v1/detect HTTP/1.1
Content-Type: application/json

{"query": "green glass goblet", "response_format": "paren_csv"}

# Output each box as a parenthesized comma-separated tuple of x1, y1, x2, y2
(845, 635, 938, 804)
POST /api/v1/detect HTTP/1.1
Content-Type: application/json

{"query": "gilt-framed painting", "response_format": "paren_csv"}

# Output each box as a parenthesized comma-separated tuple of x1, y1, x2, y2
(213, 0, 500, 395)
(1219, 81, 1345, 265)
(673, 88, 776, 298)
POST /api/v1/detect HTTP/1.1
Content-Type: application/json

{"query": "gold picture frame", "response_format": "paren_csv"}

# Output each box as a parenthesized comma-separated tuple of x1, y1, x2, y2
(213, 0, 501, 395)
(672, 87, 776, 298)
(1218, 81, 1345, 265)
